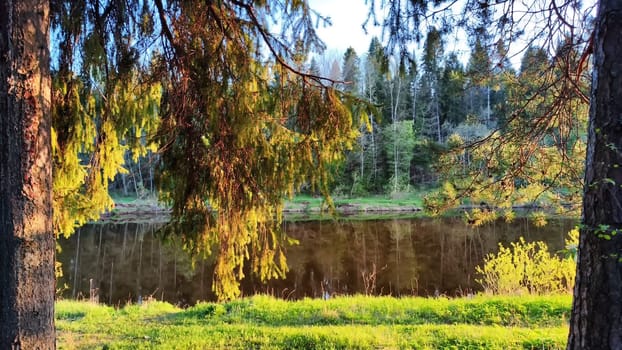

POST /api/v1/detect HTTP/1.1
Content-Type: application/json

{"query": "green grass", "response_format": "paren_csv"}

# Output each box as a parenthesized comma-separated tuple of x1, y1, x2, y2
(282, 193, 429, 222)
(109, 193, 161, 206)
(109, 192, 428, 212)
(106, 192, 431, 222)
(56, 295, 571, 349)
(286, 192, 427, 209)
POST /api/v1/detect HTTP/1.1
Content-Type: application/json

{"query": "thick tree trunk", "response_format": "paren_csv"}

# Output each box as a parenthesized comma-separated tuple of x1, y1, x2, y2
(0, 0, 54, 349)
(568, 1, 622, 348)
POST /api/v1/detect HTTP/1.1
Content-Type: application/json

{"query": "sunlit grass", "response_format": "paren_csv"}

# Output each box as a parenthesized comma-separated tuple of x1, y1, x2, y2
(107, 193, 431, 224)
(288, 192, 428, 208)
(56, 295, 571, 349)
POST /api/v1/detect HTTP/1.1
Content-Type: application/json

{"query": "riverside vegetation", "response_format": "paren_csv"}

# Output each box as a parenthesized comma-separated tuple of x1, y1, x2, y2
(56, 230, 577, 349)
(56, 295, 571, 349)
(0, 0, 609, 348)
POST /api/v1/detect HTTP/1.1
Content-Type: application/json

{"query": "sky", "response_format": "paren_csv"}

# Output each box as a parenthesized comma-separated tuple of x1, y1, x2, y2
(305, 0, 597, 70)
(307, 0, 470, 68)
(310, 0, 382, 57)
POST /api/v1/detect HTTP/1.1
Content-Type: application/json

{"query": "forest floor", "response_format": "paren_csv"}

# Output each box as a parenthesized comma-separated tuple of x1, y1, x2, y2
(56, 294, 571, 349)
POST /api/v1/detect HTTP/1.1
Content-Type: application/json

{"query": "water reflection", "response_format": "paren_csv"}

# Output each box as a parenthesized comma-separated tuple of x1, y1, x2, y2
(57, 217, 575, 305)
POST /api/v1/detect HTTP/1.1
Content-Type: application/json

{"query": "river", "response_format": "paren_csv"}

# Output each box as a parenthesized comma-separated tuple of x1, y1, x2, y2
(57, 217, 575, 306)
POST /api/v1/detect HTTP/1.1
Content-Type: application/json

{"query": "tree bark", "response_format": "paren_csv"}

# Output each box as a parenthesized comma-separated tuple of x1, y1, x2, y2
(568, 1, 622, 348)
(0, 0, 54, 349)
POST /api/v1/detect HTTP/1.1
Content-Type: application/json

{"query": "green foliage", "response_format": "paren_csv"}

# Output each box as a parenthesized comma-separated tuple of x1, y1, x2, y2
(49, 0, 589, 304)
(51, 0, 162, 237)
(51, 71, 161, 238)
(476, 234, 577, 295)
(51, 0, 365, 301)
(154, 2, 363, 301)
(382, 120, 417, 192)
(467, 37, 492, 87)
(440, 53, 466, 126)
(562, 227, 580, 260)
(342, 47, 361, 94)
(423, 41, 588, 221)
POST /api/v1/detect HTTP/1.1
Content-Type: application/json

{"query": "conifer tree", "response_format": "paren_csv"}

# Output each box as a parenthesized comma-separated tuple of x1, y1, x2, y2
(0, 1, 55, 347)
(342, 47, 362, 94)
(3, 3, 364, 344)
(439, 53, 466, 127)
(151, 0, 361, 300)
(419, 28, 444, 143)
(465, 37, 493, 125)
(361, 37, 389, 192)
(339, 47, 369, 195)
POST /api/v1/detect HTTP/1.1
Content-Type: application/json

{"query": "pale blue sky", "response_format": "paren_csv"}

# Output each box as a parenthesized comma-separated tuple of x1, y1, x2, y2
(310, 0, 382, 56)
(307, 0, 597, 70)
(308, 0, 470, 67)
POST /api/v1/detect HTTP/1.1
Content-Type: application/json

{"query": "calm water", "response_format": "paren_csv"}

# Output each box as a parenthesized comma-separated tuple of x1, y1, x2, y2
(57, 217, 575, 305)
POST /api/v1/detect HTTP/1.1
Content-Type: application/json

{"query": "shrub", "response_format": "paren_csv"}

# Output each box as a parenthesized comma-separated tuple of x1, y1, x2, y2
(476, 233, 576, 295)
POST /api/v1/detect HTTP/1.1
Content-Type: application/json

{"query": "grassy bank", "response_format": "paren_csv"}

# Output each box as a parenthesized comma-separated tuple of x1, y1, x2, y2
(286, 193, 426, 211)
(105, 192, 429, 223)
(57, 295, 571, 349)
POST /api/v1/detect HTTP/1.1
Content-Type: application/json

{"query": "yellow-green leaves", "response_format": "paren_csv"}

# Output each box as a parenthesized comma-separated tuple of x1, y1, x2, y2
(476, 234, 576, 295)
(51, 72, 160, 237)
(424, 43, 588, 225)
(52, 0, 360, 301)
(157, 2, 360, 300)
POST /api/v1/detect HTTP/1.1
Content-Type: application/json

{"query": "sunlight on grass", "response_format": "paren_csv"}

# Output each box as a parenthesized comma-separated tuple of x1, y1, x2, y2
(56, 295, 571, 349)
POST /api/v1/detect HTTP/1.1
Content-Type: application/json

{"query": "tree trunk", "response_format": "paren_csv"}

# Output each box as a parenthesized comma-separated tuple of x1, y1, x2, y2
(568, 1, 622, 348)
(0, 0, 54, 348)
(390, 76, 402, 193)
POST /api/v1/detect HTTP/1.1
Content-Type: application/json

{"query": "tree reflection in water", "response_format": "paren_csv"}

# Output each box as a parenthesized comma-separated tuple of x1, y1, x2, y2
(57, 217, 574, 306)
